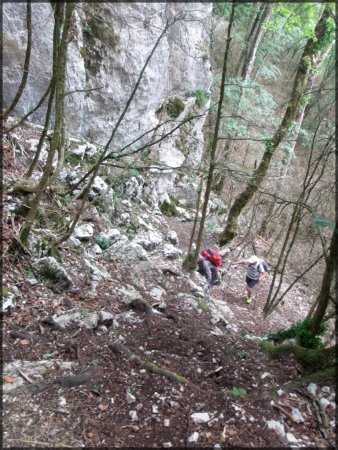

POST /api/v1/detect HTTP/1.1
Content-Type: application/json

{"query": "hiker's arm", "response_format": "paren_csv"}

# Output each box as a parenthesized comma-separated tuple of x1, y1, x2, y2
(259, 266, 266, 281)
(233, 259, 245, 266)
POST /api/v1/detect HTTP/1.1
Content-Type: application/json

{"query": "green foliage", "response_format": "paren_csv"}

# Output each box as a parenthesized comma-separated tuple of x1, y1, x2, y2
(160, 197, 179, 217)
(95, 236, 113, 251)
(2, 287, 9, 298)
(190, 89, 210, 107)
(267, 318, 327, 349)
(231, 387, 247, 397)
(165, 97, 185, 118)
(83, 25, 93, 35)
(196, 299, 210, 311)
(182, 252, 197, 270)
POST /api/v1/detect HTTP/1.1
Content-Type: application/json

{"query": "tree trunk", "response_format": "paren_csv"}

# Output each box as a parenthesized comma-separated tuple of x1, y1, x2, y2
(192, 2, 236, 260)
(213, 4, 271, 194)
(219, 6, 332, 246)
(310, 223, 336, 335)
(2, 0, 32, 123)
(20, 3, 74, 246)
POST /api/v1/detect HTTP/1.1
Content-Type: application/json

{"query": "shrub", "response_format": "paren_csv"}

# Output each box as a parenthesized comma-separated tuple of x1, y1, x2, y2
(95, 236, 113, 251)
(191, 89, 209, 107)
(267, 318, 327, 349)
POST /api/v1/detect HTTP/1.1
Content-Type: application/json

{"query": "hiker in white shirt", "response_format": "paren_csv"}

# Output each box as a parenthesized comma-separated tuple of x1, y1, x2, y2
(233, 255, 267, 304)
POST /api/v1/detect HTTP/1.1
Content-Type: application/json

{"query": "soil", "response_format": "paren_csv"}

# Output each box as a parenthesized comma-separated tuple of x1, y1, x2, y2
(2, 129, 336, 448)
(2, 217, 336, 449)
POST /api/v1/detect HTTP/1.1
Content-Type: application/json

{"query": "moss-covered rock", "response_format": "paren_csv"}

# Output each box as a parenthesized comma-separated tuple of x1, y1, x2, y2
(165, 97, 185, 118)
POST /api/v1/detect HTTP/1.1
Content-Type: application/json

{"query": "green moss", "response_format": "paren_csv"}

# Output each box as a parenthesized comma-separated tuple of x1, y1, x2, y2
(182, 252, 197, 270)
(260, 341, 335, 372)
(165, 97, 185, 118)
(160, 197, 179, 217)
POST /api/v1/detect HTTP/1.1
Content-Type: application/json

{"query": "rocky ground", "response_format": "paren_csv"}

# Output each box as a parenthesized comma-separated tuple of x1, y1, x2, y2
(2, 123, 336, 448)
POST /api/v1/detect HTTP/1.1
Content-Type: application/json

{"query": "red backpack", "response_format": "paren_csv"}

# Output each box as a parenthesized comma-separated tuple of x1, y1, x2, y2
(201, 249, 223, 268)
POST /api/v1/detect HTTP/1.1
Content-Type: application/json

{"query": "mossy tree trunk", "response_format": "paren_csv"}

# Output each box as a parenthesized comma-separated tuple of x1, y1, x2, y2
(310, 222, 336, 335)
(219, 5, 332, 247)
(20, 3, 74, 247)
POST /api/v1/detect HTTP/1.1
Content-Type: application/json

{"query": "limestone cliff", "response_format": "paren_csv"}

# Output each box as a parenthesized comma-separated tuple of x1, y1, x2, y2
(3, 3, 212, 198)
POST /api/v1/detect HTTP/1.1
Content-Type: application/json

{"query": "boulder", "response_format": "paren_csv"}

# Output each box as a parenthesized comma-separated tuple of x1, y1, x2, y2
(73, 224, 94, 241)
(34, 257, 74, 292)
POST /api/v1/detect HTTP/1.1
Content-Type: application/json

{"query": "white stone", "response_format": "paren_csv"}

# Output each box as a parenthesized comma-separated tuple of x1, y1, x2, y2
(152, 405, 159, 414)
(319, 398, 330, 409)
(291, 408, 304, 423)
(164, 419, 170, 427)
(261, 372, 271, 379)
(149, 288, 165, 301)
(191, 412, 211, 424)
(59, 397, 67, 406)
(162, 443, 172, 448)
(167, 230, 179, 245)
(321, 386, 330, 394)
(126, 392, 136, 404)
(307, 383, 317, 396)
(266, 419, 285, 437)
(73, 224, 94, 241)
(188, 432, 199, 443)
(277, 389, 284, 396)
(129, 410, 138, 421)
(162, 243, 183, 260)
(286, 432, 298, 443)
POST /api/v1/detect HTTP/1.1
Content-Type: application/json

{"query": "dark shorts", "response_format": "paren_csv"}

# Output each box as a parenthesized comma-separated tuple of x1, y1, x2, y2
(246, 276, 259, 288)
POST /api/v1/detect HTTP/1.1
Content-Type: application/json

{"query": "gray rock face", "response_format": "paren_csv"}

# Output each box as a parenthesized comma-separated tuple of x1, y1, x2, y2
(3, 3, 212, 197)
(34, 257, 74, 291)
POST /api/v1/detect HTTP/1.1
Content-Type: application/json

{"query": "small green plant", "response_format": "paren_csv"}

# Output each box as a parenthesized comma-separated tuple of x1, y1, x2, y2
(196, 299, 210, 311)
(160, 197, 179, 217)
(83, 25, 93, 35)
(231, 387, 247, 397)
(267, 318, 327, 349)
(95, 236, 113, 251)
(191, 89, 209, 107)
(165, 97, 185, 118)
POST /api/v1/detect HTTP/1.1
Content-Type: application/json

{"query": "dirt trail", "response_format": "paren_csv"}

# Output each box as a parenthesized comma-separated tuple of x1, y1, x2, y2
(3, 215, 336, 448)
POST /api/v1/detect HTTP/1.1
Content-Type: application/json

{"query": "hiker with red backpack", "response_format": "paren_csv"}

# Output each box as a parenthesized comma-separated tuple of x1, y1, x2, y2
(233, 255, 269, 304)
(197, 248, 223, 289)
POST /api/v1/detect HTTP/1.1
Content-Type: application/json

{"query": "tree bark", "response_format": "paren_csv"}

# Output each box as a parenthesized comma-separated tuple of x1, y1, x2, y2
(310, 223, 336, 335)
(2, 0, 32, 123)
(219, 5, 332, 246)
(20, 3, 74, 246)
(213, 4, 271, 193)
(192, 1, 236, 260)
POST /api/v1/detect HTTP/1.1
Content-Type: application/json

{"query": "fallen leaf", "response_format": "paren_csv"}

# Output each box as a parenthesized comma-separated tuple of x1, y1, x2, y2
(87, 432, 94, 439)
(20, 339, 30, 345)
(4, 376, 17, 383)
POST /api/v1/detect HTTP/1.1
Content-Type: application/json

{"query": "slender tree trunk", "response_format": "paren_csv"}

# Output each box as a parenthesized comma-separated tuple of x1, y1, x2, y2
(213, 4, 271, 193)
(241, 4, 271, 82)
(192, 2, 236, 259)
(20, 3, 74, 246)
(219, 6, 331, 246)
(310, 224, 336, 335)
(2, 0, 32, 123)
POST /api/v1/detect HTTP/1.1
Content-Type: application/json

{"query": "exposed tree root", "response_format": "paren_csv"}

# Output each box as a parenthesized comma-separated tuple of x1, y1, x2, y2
(110, 340, 189, 384)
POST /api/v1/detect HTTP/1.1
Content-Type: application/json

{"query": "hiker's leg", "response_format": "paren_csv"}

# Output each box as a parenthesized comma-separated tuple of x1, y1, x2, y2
(245, 277, 258, 299)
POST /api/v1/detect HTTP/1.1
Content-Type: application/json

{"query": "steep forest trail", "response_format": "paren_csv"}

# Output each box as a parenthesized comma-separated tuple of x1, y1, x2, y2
(3, 210, 336, 448)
